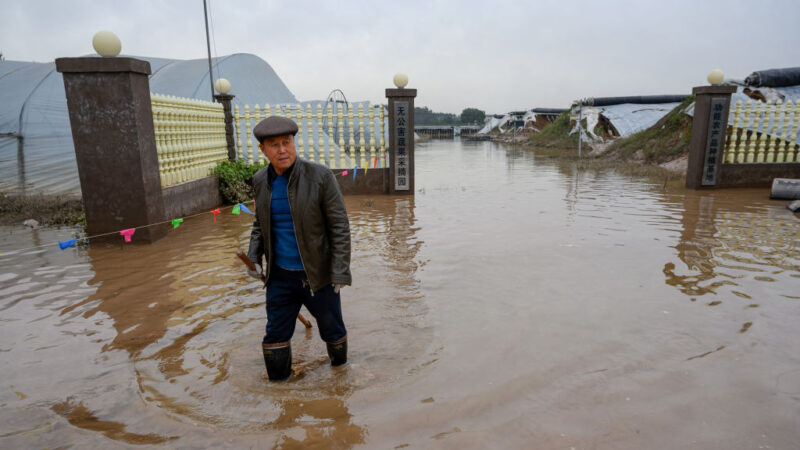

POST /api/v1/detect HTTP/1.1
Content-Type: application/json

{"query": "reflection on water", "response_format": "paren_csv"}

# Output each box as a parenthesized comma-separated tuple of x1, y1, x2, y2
(1, 139, 798, 448)
(51, 398, 178, 445)
(664, 190, 800, 302)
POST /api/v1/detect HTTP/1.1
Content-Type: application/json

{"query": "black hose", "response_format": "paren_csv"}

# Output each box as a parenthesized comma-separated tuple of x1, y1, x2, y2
(581, 95, 688, 107)
(745, 67, 800, 88)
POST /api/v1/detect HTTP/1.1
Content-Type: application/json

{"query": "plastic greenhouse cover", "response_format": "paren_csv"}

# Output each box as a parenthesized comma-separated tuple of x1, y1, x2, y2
(0, 53, 381, 195)
(573, 103, 681, 139)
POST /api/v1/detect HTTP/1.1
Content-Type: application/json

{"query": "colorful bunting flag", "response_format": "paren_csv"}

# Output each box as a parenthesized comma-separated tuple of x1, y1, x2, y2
(58, 239, 77, 250)
(238, 203, 255, 215)
(342, 170, 348, 176)
(232, 204, 241, 215)
(120, 228, 135, 243)
(211, 208, 221, 222)
(171, 218, 183, 229)
(373, 156, 378, 168)
(353, 167, 357, 181)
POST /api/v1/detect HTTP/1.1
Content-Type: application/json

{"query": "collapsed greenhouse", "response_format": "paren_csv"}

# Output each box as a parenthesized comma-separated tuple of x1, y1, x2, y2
(477, 108, 567, 134)
(569, 95, 689, 142)
(578, 67, 800, 145)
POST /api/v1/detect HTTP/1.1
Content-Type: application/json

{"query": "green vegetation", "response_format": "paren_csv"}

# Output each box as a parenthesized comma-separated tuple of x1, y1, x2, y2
(460, 108, 486, 125)
(213, 160, 267, 204)
(604, 95, 695, 163)
(415, 106, 488, 126)
(414, 106, 459, 125)
(526, 111, 579, 149)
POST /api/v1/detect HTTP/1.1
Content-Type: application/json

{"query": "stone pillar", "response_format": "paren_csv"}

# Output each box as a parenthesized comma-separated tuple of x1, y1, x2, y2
(214, 93, 236, 161)
(686, 85, 737, 189)
(55, 57, 167, 243)
(386, 88, 417, 195)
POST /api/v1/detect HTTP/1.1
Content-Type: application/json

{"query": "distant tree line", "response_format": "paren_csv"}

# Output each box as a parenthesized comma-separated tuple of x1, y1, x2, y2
(415, 106, 486, 126)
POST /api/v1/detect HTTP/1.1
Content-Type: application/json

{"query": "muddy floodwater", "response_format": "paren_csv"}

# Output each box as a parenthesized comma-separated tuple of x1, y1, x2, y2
(1, 139, 799, 448)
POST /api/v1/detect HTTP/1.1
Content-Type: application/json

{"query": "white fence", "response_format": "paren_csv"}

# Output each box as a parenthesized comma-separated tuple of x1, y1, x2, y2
(151, 93, 228, 186)
(233, 103, 388, 169)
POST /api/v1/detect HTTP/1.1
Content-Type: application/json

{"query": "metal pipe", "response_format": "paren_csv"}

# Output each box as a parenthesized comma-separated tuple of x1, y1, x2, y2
(577, 104, 582, 158)
(203, 0, 215, 100)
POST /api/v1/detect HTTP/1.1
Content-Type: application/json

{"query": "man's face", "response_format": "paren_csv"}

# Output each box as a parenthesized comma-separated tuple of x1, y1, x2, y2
(259, 134, 296, 174)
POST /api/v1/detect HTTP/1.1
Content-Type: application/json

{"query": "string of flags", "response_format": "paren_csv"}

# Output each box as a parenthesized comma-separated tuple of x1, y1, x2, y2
(3, 162, 379, 257)
(4, 202, 258, 256)
(340, 156, 383, 180)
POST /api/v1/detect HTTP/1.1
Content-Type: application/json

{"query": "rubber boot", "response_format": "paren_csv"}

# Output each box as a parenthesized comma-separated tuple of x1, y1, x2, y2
(326, 336, 347, 366)
(263, 342, 291, 381)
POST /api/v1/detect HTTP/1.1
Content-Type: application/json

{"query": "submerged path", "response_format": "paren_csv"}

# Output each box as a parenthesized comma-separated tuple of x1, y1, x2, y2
(1, 139, 798, 448)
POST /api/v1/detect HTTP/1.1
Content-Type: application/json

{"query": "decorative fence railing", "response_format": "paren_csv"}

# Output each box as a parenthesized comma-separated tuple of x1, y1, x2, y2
(151, 93, 228, 187)
(725, 99, 800, 163)
(233, 103, 388, 169)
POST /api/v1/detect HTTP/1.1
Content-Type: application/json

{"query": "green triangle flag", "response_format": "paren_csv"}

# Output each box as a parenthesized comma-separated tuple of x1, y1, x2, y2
(232, 204, 241, 215)
(172, 218, 183, 229)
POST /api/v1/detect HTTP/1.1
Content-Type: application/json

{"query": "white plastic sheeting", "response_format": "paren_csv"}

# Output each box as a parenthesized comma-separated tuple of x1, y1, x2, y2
(570, 103, 681, 142)
(477, 111, 545, 134)
(478, 115, 509, 134)
(743, 85, 800, 103)
(1, 53, 298, 195)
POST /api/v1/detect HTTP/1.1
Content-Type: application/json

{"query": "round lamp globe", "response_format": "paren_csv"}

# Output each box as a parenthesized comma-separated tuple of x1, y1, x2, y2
(92, 31, 121, 57)
(214, 78, 231, 94)
(707, 69, 724, 85)
(393, 73, 408, 89)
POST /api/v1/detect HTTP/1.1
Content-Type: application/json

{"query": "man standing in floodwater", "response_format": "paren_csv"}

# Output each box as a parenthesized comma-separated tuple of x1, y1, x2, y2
(246, 115, 351, 381)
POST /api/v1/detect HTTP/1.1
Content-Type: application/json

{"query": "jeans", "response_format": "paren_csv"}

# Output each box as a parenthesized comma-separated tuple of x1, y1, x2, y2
(263, 266, 347, 344)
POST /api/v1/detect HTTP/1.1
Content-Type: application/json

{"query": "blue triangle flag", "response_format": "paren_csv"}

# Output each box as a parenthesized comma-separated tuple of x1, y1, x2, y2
(353, 166, 357, 181)
(238, 203, 255, 215)
(58, 239, 77, 250)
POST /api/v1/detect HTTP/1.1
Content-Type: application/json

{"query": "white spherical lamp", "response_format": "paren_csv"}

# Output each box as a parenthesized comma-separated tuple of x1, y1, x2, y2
(214, 78, 231, 94)
(707, 69, 724, 85)
(393, 72, 408, 89)
(92, 31, 121, 57)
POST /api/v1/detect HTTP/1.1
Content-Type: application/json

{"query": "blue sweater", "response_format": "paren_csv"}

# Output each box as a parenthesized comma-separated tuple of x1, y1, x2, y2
(270, 174, 304, 270)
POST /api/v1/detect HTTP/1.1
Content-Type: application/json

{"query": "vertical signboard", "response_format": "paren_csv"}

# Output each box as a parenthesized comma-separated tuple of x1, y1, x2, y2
(701, 97, 726, 186)
(394, 101, 410, 191)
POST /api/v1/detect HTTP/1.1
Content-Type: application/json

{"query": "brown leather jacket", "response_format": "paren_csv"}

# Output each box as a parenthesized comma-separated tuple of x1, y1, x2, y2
(247, 158, 351, 292)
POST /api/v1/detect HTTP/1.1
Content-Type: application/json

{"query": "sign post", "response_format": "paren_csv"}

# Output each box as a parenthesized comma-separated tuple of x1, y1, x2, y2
(686, 85, 736, 189)
(386, 86, 417, 195)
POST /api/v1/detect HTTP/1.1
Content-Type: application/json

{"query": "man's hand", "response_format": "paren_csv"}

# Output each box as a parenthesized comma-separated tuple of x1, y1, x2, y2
(333, 283, 346, 294)
(247, 263, 263, 280)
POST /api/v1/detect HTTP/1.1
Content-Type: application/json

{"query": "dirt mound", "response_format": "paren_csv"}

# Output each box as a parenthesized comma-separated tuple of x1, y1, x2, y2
(0, 194, 84, 226)
(526, 111, 579, 149)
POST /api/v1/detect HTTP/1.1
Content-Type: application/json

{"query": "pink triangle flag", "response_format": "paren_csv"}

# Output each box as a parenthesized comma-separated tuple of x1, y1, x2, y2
(120, 228, 135, 242)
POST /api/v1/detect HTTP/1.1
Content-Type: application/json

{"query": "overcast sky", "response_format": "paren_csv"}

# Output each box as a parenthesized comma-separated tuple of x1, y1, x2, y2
(3, 0, 800, 114)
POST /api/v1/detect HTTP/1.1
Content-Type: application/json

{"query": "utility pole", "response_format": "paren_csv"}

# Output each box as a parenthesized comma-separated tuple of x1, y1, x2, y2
(577, 102, 582, 159)
(203, 0, 214, 100)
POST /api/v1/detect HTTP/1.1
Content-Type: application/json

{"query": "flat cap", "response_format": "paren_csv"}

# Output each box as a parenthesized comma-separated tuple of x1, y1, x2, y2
(253, 116, 298, 142)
